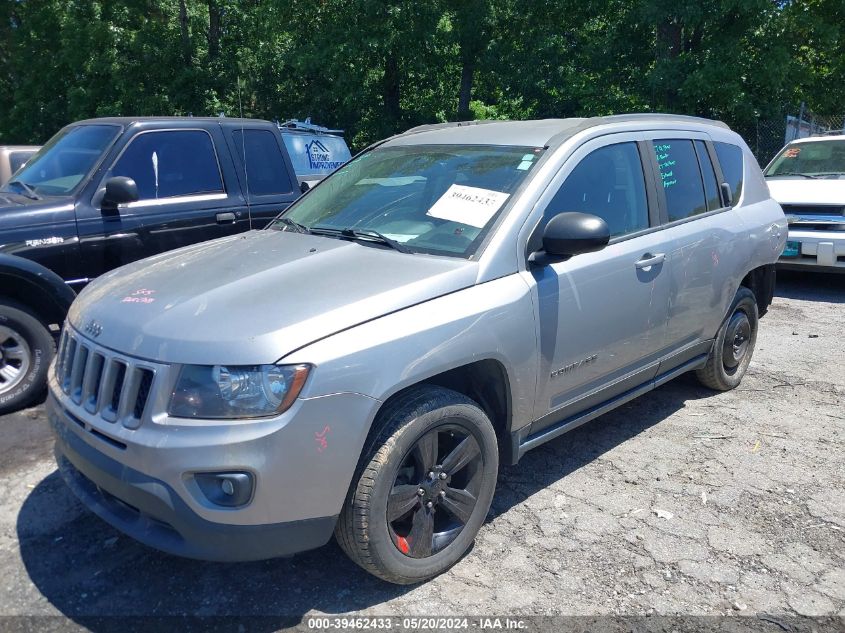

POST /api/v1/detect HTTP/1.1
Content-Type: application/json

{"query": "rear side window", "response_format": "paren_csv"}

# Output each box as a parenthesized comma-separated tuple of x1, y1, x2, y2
(653, 139, 707, 222)
(714, 141, 743, 204)
(232, 129, 293, 196)
(112, 130, 224, 201)
(544, 142, 649, 237)
(695, 141, 722, 211)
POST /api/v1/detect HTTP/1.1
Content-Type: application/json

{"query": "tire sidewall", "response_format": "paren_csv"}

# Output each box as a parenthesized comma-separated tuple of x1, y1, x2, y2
(0, 305, 54, 413)
(365, 400, 498, 581)
(713, 291, 758, 388)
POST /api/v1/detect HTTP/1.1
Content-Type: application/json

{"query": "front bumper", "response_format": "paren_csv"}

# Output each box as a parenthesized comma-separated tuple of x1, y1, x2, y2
(47, 345, 381, 561)
(778, 228, 845, 272)
(52, 404, 336, 561)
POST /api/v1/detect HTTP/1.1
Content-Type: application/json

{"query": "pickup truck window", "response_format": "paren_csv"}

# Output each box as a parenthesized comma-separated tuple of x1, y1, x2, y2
(232, 129, 293, 196)
(544, 142, 648, 237)
(2, 124, 119, 196)
(277, 144, 542, 257)
(111, 130, 224, 201)
(8, 150, 35, 174)
(653, 139, 708, 222)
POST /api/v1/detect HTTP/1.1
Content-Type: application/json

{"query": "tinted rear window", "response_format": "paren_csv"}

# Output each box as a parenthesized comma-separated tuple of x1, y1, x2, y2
(233, 129, 293, 196)
(695, 140, 722, 211)
(714, 142, 743, 204)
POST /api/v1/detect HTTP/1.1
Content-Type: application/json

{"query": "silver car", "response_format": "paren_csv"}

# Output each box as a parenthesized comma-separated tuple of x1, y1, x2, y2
(47, 115, 786, 584)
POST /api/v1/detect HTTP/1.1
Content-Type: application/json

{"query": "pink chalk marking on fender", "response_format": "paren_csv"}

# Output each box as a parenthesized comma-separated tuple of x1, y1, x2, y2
(315, 425, 331, 452)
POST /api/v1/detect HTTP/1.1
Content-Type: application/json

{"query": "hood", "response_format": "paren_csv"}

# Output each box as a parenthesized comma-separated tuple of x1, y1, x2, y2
(0, 195, 75, 231)
(69, 230, 478, 365)
(0, 192, 29, 206)
(766, 178, 845, 206)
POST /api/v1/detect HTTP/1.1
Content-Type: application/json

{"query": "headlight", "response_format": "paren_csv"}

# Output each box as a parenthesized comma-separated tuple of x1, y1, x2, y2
(169, 364, 310, 419)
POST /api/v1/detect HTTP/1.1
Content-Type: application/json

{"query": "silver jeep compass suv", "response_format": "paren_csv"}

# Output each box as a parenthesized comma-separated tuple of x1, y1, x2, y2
(47, 115, 786, 584)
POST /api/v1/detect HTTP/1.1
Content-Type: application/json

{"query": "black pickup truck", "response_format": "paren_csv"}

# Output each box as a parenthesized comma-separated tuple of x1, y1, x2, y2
(0, 116, 311, 413)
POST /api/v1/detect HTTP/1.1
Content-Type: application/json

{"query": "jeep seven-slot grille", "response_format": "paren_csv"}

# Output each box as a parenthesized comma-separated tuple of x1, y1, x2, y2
(55, 328, 155, 426)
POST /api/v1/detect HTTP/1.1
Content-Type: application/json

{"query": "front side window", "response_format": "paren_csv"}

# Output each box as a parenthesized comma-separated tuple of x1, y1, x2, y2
(111, 130, 224, 201)
(715, 141, 744, 202)
(765, 139, 845, 180)
(1, 125, 120, 196)
(544, 142, 649, 237)
(274, 144, 543, 257)
(232, 129, 293, 196)
(653, 139, 707, 222)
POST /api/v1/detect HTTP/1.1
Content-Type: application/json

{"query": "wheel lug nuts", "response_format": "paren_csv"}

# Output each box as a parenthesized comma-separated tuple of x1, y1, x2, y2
(439, 472, 448, 480)
(418, 488, 425, 496)
(426, 501, 434, 509)
(439, 490, 446, 498)
(428, 471, 434, 479)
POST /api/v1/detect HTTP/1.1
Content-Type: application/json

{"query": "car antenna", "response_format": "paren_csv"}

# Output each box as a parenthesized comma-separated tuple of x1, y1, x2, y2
(238, 74, 252, 228)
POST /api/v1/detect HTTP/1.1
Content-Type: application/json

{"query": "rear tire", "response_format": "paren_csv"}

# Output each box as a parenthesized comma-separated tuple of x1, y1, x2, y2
(696, 287, 758, 391)
(0, 302, 55, 415)
(336, 386, 498, 584)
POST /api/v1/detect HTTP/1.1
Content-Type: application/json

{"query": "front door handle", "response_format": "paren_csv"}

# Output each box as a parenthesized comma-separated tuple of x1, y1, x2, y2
(216, 212, 236, 224)
(635, 253, 665, 269)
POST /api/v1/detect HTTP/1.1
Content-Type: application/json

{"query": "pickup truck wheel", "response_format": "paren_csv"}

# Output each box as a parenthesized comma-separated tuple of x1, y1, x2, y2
(696, 287, 758, 391)
(336, 386, 498, 584)
(0, 302, 55, 414)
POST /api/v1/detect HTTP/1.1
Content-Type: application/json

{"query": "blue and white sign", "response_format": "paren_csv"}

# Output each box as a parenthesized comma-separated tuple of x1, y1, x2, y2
(282, 132, 352, 178)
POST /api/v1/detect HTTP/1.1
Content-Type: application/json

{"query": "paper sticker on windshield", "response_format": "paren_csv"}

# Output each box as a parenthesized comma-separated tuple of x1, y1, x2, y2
(426, 185, 510, 228)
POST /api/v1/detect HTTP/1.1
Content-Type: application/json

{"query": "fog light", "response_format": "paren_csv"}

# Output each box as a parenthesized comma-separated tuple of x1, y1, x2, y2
(194, 471, 253, 507)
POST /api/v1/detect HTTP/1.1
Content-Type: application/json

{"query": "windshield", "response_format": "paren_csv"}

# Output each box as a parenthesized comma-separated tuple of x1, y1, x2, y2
(2, 124, 120, 196)
(765, 139, 845, 179)
(272, 144, 543, 257)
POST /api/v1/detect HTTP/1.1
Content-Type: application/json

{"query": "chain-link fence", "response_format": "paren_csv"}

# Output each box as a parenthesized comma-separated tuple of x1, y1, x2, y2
(732, 108, 845, 168)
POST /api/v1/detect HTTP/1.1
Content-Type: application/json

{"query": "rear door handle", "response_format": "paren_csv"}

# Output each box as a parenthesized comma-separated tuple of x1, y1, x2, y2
(216, 212, 236, 224)
(635, 253, 665, 269)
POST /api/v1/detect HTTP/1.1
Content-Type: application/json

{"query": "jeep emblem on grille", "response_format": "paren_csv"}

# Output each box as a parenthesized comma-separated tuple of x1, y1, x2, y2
(85, 320, 103, 338)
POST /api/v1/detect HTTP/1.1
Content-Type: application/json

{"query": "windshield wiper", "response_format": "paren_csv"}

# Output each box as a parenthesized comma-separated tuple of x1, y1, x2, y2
(770, 172, 819, 179)
(5, 180, 40, 200)
(275, 217, 311, 234)
(311, 226, 412, 254)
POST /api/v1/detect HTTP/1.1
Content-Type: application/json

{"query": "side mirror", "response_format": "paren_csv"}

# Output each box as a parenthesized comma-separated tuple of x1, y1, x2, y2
(541, 212, 610, 258)
(300, 180, 311, 194)
(101, 176, 139, 210)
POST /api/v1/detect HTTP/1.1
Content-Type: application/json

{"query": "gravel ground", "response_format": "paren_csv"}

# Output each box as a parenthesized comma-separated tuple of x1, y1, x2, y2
(0, 271, 842, 628)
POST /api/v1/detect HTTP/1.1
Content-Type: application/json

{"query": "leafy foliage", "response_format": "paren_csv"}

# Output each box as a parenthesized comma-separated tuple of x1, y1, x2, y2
(0, 0, 842, 148)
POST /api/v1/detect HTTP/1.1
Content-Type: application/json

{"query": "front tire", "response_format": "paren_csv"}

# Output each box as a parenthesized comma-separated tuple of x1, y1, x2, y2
(696, 287, 758, 391)
(0, 302, 55, 414)
(336, 386, 498, 584)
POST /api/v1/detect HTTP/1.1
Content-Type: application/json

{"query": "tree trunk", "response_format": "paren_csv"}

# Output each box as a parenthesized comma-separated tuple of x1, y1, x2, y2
(656, 17, 682, 109)
(208, 0, 221, 60)
(178, 0, 191, 65)
(457, 57, 473, 120)
(383, 52, 401, 124)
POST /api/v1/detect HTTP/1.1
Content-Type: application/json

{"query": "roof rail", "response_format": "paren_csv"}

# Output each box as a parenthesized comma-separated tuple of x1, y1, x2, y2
(277, 117, 344, 135)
